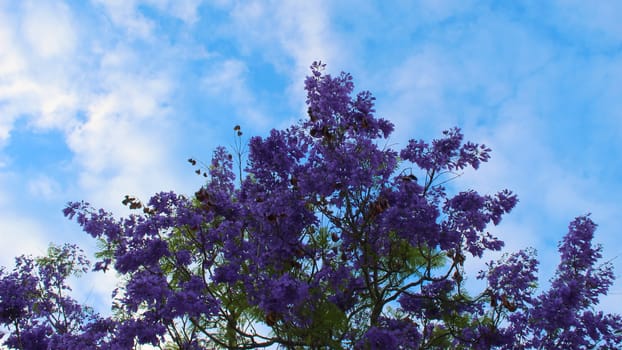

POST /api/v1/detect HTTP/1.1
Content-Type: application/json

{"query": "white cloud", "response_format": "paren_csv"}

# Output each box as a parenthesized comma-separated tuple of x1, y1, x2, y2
(21, 0, 76, 59)
(142, 0, 204, 24)
(92, 0, 154, 39)
(202, 59, 248, 96)
(93, 0, 204, 39)
(0, 7, 25, 145)
(226, 1, 342, 101)
(0, 213, 48, 267)
(0, 15, 25, 76)
(28, 175, 62, 199)
(63, 75, 179, 213)
(0, 1, 83, 141)
(0, 0, 190, 232)
(274, 1, 339, 79)
(165, 0, 203, 24)
(385, 51, 456, 135)
(201, 59, 269, 129)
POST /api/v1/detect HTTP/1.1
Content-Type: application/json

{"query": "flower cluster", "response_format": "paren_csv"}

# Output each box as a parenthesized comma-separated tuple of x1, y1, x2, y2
(517, 216, 622, 349)
(0, 244, 119, 349)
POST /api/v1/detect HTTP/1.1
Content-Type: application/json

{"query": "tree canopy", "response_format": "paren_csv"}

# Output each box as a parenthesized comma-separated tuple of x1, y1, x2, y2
(1, 62, 621, 349)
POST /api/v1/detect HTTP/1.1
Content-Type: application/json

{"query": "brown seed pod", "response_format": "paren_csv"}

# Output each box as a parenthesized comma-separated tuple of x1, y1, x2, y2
(122, 195, 133, 206)
(490, 292, 498, 308)
(331, 232, 340, 242)
(265, 311, 280, 326)
(453, 270, 463, 283)
(501, 294, 517, 312)
(195, 188, 210, 202)
(453, 252, 465, 266)
(402, 174, 417, 182)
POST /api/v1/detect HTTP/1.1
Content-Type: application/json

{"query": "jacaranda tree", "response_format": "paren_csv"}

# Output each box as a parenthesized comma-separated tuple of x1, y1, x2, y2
(1, 62, 621, 349)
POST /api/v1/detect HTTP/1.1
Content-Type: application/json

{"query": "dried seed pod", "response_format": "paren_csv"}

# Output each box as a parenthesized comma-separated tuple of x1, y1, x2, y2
(402, 174, 417, 182)
(487, 289, 498, 307)
(265, 311, 280, 326)
(501, 295, 517, 312)
(453, 270, 463, 283)
(331, 232, 340, 242)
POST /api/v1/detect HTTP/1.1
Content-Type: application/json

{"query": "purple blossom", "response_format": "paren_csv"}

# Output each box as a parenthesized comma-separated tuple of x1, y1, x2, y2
(0, 245, 116, 349)
(257, 273, 309, 318)
(479, 248, 539, 308)
(520, 216, 622, 349)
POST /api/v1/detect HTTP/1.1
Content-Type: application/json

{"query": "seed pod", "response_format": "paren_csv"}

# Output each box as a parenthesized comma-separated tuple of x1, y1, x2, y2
(331, 232, 340, 242)
(122, 195, 133, 206)
(453, 270, 463, 283)
(501, 295, 517, 312)
(402, 174, 417, 182)
(265, 311, 280, 326)
(453, 252, 465, 266)
(195, 188, 209, 202)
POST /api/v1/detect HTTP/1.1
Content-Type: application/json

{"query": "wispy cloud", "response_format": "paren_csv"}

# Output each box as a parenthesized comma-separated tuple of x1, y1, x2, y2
(22, 0, 76, 58)
(219, 1, 343, 104)
(0, 213, 48, 267)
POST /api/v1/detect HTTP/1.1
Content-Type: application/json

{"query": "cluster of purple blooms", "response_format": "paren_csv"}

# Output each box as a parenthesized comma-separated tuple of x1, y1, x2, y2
(1, 62, 621, 349)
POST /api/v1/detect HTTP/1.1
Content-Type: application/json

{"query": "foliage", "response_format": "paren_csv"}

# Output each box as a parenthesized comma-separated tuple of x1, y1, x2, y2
(1, 62, 621, 349)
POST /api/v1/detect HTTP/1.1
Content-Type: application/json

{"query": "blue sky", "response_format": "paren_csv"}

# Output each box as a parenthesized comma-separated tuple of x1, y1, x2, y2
(1, 0, 621, 316)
